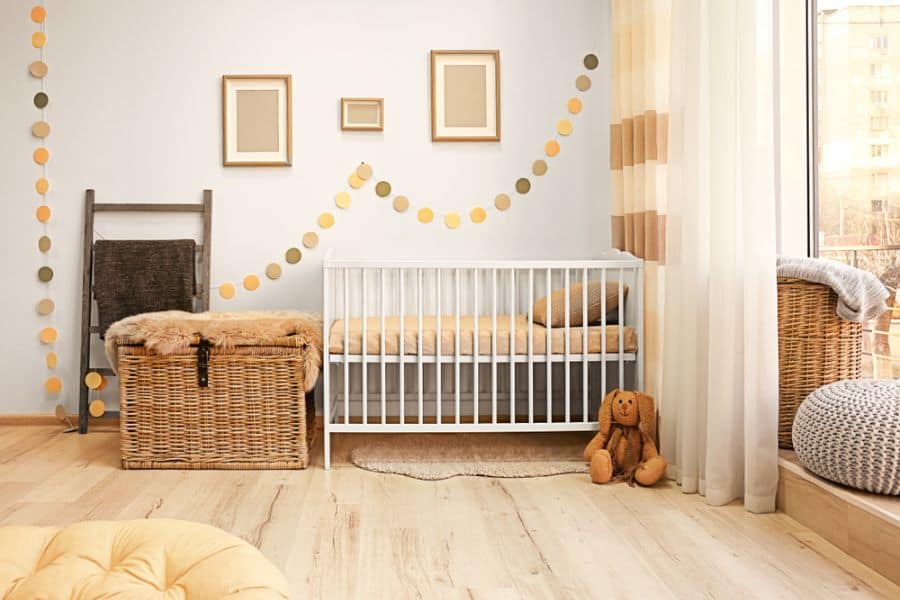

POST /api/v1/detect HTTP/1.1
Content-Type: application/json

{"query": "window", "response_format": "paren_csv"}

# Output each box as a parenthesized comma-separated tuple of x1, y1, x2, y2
(812, 3, 900, 378)
(871, 143, 889, 157)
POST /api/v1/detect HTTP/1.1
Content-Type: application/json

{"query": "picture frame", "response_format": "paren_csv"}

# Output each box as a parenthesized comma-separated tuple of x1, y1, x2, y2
(222, 74, 292, 166)
(430, 50, 500, 142)
(341, 97, 384, 131)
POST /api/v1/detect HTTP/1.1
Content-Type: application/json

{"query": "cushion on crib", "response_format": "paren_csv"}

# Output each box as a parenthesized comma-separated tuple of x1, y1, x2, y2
(532, 281, 628, 327)
(328, 314, 638, 356)
(792, 379, 900, 495)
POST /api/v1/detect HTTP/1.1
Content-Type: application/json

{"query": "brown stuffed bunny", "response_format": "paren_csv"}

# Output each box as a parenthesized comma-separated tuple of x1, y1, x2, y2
(583, 389, 667, 486)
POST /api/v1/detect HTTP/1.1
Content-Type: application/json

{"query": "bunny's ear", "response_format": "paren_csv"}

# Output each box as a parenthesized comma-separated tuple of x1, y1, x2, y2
(598, 389, 618, 433)
(636, 392, 656, 441)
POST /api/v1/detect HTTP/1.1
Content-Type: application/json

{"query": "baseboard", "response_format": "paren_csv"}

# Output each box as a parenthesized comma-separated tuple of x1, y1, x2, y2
(777, 450, 900, 586)
(0, 414, 118, 427)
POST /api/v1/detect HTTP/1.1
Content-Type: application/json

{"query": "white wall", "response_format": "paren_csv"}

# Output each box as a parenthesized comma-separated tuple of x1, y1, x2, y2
(0, 0, 611, 414)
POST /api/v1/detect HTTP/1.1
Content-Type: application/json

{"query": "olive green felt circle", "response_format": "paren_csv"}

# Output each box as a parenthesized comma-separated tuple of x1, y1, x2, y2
(38, 266, 54, 282)
(375, 181, 391, 197)
(285, 247, 302, 264)
(34, 92, 48, 109)
(515, 178, 531, 194)
(583, 54, 599, 70)
(38, 236, 51, 252)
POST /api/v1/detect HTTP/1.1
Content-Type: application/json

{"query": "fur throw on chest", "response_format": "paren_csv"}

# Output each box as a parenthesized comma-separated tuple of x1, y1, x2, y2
(104, 310, 323, 391)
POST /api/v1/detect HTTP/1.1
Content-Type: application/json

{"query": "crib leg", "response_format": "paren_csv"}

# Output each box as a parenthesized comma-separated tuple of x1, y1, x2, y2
(324, 429, 331, 470)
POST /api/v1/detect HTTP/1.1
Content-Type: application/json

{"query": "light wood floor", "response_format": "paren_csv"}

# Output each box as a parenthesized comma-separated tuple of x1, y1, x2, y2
(1, 426, 898, 599)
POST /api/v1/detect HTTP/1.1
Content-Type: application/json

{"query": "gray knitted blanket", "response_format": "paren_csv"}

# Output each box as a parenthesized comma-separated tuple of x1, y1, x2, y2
(776, 256, 889, 322)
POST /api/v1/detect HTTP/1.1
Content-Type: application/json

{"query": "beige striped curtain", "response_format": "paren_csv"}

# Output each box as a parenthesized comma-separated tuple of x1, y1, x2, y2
(610, 0, 670, 401)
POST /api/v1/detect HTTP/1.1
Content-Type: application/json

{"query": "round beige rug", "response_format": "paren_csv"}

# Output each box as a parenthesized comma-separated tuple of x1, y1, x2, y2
(349, 433, 590, 480)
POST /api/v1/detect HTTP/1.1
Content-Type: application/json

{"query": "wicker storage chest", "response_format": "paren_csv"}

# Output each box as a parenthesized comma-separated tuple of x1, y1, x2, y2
(776, 277, 862, 449)
(117, 335, 315, 469)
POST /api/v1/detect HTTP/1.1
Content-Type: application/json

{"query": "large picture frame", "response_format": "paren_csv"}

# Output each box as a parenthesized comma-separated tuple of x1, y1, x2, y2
(430, 50, 500, 142)
(222, 74, 292, 166)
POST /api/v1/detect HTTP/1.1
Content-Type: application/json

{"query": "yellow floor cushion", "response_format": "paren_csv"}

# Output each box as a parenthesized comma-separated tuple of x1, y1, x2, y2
(0, 519, 289, 599)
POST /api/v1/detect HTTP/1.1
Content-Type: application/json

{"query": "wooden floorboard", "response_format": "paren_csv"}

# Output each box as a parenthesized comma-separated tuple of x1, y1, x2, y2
(0, 425, 897, 599)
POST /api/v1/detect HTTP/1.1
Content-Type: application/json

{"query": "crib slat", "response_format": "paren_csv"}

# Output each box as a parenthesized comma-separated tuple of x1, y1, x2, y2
(343, 268, 350, 425)
(380, 268, 386, 425)
(323, 265, 331, 468)
(528, 269, 534, 424)
(362, 270, 368, 424)
(491, 268, 497, 424)
(635, 265, 645, 391)
(417, 268, 424, 425)
(473, 270, 479, 424)
(455, 268, 461, 425)
(399, 269, 405, 424)
(582, 267, 588, 422)
(618, 268, 625, 387)
(509, 269, 515, 424)
(601, 268, 607, 401)
(436, 268, 442, 425)
(545, 268, 552, 424)
(564, 268, 570, 423)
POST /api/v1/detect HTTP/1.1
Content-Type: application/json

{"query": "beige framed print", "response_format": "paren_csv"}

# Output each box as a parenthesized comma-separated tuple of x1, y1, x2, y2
(222, 74, 292, 166)
(431, 50, 500, 142)
(341, 97, 384, 131)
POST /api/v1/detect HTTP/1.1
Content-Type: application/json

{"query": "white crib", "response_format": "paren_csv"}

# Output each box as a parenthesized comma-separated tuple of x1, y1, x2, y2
(321, 250, 643, 469)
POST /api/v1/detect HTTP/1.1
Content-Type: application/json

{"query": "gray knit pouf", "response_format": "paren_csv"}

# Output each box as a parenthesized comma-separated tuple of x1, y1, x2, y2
(793, 379, 900, 495)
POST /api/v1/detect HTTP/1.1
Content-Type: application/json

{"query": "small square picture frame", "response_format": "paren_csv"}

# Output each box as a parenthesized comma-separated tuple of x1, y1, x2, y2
(222, 74, 292, 166)
(341, 97, 384, 131)
(431, 50, 500, 142)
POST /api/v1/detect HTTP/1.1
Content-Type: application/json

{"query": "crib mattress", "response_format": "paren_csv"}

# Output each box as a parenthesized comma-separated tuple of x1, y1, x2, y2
(329, 315, 638, 356)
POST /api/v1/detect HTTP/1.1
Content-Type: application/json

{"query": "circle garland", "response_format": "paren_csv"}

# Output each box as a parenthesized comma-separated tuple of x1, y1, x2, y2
(211, 53, 596, 300)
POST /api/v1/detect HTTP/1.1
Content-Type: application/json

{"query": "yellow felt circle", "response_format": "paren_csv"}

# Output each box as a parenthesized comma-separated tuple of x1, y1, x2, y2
(303, 232, 319, 248)
(218, 283, 235, 299)
(29, 61, 48, 78)
(545, 140, 560, 157)
(32, 31, 46, 48)
(84, 372, 103, 390)
(33, 147, 50, 165)
(356, 163, 373, 180)
(532, 160, 548, 176)
(348, 173, 364, 189)
(584, 53, 599, 70)
(417, 208, 434, 224)
(89, 399, 106, 418)
(576, 75, 592, 92)
(36, 177, 50, 194)
(32, 121, 50, 138)
(494, 193, 511, 211)
(470, 207, 487, 224)
(557, 120, 573, 136)
(445, 212, 461, 229)
(318, 212, 335, 229)
(265, 263, 282, 280)
(243, 274, 260, 291)
(285, 247, 302, 264)
(392, 196, 409, 213)
(36, 205, 51, 222)
(45, 377, 63, 394)
(375, 181, 392, 197)
(335, 192, 351, 209)
(39, 327, 57, 344)
(567, 97, 583, 115)
(38, 236, 51, 253)
(31, 5, 46, 23)
(46, 352, 58, 369)
(515, 178, 531, 194)
(37, 298, 54, 315)
(38, 266, 53, 282)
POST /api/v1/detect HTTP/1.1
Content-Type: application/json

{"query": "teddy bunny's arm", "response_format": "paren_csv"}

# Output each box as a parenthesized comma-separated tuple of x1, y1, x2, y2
(583, 389, 617, 461)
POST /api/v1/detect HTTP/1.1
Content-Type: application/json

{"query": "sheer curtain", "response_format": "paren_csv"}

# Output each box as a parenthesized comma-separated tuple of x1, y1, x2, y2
(658, 0, 780, 513)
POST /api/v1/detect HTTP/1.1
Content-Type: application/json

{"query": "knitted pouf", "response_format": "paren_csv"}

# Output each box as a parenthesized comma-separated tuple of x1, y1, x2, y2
(793, 379, 900, 495)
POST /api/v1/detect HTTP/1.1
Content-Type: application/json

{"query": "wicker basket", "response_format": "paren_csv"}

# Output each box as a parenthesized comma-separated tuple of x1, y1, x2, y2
(777, 277, 862, 448)
(118, 335, 315, 469)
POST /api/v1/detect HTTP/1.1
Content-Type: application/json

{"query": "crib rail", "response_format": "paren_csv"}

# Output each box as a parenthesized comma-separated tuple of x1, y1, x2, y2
(321, 250, 644, 469)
